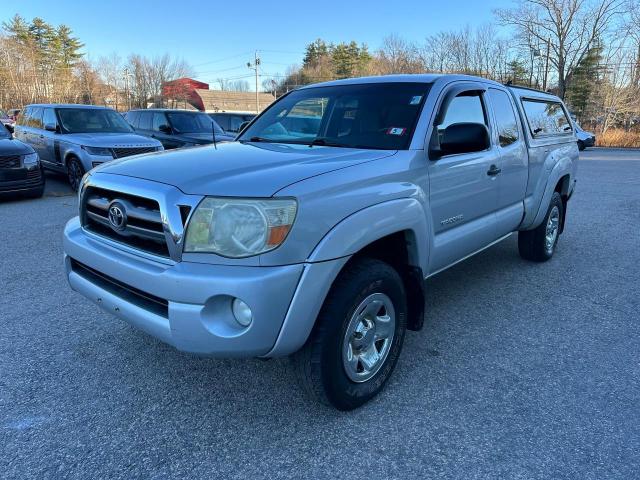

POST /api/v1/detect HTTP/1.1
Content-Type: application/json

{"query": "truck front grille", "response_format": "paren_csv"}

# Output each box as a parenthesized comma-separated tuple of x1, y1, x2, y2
(81, 186, 170, 257)
(111, 147, 157, 159)
(0, 155, 21, 169)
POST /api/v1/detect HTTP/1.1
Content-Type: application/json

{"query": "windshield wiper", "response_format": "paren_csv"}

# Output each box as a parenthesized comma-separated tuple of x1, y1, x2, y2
(307, 137, 350, 148)
(246, 136, 274, 143)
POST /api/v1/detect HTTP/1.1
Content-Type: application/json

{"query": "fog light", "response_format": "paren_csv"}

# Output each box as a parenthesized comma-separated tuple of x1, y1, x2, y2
(232, 298, 252, 327)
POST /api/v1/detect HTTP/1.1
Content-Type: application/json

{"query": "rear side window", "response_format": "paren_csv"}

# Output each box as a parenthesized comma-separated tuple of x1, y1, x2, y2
(522, 99, 572, 136)
(488, 89, 519, 146)
(138, 111, 152, 130)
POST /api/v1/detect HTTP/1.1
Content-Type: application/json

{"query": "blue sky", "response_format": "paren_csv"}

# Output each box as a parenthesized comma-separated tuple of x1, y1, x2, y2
(3, 0, 514, 87)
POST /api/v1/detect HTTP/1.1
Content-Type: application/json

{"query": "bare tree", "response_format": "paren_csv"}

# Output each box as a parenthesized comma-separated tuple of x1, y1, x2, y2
(496, 0, 627, 98)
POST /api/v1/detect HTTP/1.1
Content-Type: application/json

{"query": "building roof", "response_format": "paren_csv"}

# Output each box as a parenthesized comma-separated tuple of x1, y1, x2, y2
(195, 89, 275, 113)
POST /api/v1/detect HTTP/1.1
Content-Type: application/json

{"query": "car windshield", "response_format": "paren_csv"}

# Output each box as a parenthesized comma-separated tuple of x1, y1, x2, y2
(238, 82, 431, 150)
(58, 108, 132, 134)
(167, 112, 225, 135)
(0, 109, 8, 118)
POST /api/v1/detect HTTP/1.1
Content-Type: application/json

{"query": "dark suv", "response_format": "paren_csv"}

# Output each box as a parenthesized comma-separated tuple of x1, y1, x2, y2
(0, 123, 44, 198)
(125, 109, 234, 149)
(208, 112, 255, 134)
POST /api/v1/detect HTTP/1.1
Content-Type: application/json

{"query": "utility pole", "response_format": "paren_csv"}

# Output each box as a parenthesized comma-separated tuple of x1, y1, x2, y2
(247, 52, 261, 113)
(543, 37, 551, 92)
(123, 67, 132, 110)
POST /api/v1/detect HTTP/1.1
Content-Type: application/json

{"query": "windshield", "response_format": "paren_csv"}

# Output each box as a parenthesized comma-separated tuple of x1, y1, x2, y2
(238, 82, 431, 149)
(58, 108, 132, 134)
(167, 112, 225, 135)
(0, 109, 7, 118)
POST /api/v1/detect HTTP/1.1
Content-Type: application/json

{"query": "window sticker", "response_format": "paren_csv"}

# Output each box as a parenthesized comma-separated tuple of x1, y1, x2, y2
(409, 95, 422, 105)
(386, 127, 406, 136)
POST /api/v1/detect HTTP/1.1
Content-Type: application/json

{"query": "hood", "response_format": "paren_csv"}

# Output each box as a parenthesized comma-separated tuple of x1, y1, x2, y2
(0, 137, 34, 155)
(63, 132, 161, 148)
(180, 132, 236, 144)
(94, 141, 396, 196)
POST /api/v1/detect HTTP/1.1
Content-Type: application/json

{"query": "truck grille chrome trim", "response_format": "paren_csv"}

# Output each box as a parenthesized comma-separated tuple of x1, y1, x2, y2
(79, 176, 202, 262)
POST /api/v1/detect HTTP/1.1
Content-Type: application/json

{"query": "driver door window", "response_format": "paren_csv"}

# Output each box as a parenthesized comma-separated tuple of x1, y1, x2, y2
(437, 92, 487, 141)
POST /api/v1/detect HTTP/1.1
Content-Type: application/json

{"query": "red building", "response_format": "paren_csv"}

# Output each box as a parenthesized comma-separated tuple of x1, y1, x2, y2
(162, 78, 210, 111)
(162, 77, 274, 112)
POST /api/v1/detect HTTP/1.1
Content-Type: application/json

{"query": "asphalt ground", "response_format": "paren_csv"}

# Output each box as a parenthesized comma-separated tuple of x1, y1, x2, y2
(1, 148, 639, 479)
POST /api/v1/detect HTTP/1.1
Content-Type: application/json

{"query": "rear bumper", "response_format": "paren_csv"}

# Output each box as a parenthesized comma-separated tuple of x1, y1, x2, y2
(63, 217, 347, 357)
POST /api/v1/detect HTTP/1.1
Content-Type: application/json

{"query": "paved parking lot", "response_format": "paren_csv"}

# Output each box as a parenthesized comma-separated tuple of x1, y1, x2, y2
(1, 148, 639, 479)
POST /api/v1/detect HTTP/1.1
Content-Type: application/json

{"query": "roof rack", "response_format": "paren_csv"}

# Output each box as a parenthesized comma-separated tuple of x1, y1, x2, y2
(503, 82, 553, 95)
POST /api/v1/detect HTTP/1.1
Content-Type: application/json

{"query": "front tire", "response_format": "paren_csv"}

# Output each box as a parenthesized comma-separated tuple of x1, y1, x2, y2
(577, 140, 585, 151)
(66, 156, 85, 192)
(518, 192, 563, 262)
(292, 257, 407, 410)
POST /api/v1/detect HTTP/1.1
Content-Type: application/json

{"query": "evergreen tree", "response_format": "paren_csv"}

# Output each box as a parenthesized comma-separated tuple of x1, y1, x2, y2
(565, 40, 604, 120)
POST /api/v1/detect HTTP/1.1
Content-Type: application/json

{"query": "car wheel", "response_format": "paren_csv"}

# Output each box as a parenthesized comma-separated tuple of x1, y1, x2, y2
(577, 140, 585, 151)
(518, 191, 563, 262)
(292, 257, 407, 410)
(66, 156, 85, 191)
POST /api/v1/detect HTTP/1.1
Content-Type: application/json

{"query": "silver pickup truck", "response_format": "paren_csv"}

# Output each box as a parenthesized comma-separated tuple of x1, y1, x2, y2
(63, 74, 578, 410)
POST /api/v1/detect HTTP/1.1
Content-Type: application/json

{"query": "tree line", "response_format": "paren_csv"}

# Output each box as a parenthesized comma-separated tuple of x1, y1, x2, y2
(0, 15, 193, 111)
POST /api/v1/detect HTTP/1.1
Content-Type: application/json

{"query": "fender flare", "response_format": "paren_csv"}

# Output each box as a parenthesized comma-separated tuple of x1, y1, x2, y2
(266, 198, 431, 357)
(522, 156, 572, 230)
(307, 197, 430, 273)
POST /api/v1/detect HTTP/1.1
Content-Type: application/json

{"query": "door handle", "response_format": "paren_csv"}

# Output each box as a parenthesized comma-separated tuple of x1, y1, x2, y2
(487, 165, 502, 176)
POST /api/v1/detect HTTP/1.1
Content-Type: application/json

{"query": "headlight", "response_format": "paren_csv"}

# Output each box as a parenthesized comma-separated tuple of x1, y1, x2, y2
(81, 146, 113, 157)
(23, 152, 39, 166)
(184, 197, 297, 257)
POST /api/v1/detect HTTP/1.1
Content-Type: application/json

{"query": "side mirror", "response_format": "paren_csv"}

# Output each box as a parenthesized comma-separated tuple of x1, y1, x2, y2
(44, 123, 58, 132)
(434, 123, 490, 157)
(159, 124, 172, 134)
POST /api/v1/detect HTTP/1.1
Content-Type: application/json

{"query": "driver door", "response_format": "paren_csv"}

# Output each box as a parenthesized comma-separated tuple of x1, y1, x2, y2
(427, 86, 500, 274)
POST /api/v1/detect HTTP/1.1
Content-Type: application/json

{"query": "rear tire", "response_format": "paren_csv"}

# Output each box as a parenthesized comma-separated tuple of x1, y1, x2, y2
(518, 192, 563, 262)
(66, 156, 84, 192)
(292, 257, 408, 411)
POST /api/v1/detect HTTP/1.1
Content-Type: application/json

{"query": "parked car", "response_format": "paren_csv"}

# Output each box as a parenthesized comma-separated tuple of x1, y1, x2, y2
(574, 121, 595, 150)
(208, 112, 255, 135)
(1, 109, 15, 134)
(63, 75, 578, 410)
(14, 104, 163, 190)
(125, 109, 234, 149)
(0, 123, 44, 198)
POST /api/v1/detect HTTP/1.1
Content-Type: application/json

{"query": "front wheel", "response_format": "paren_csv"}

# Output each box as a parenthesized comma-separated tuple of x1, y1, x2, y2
(66, 157, 85, 192)
(518, 191, 564, 262)
(292, 257, 407, 410)
(577, 140, 585, 151)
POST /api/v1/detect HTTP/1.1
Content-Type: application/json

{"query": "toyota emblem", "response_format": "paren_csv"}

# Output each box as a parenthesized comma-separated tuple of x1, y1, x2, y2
(108, 202, 127, 231)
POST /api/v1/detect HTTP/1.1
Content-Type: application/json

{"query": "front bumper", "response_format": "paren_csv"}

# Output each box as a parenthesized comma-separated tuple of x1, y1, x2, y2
(63, 217, 346, 357)
(0, 165, 44, 194)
